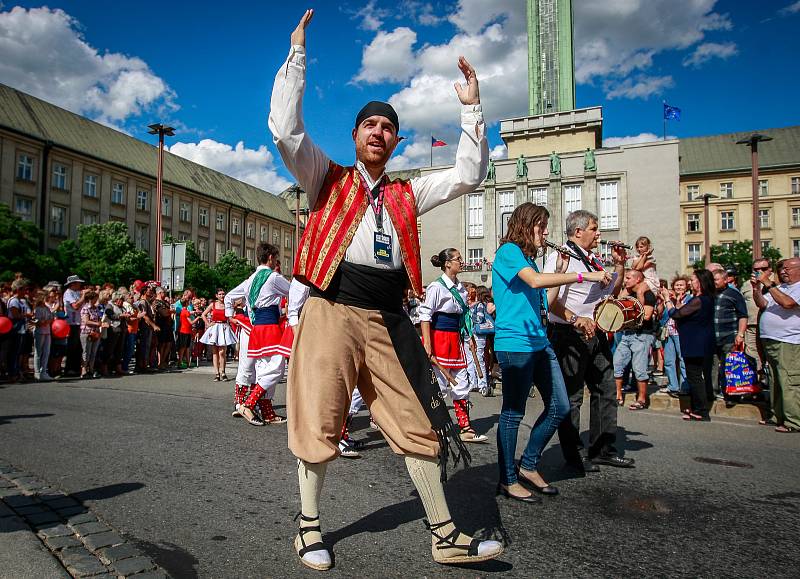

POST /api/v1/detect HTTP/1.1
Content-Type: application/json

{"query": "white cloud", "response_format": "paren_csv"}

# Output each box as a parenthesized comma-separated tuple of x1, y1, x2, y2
(780, 1, 800, 15)
(605, 75, 674, 100)
(0, 6, 176, 124)
(490, 144, 507, 159)
(682, 41, 738, 67)
(351, 0, 389, 31)
(574, 0, 732, 84)
(402, 1, 444, 26)
(603, 133, 676, 147)
(354, 27, 418, 84)
(168, 140, 292, 194)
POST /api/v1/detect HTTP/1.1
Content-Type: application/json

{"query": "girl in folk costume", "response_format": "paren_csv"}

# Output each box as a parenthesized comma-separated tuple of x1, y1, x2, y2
(200, 289, 237, 381)
(227, 299, 254, 418)
(224, 243, 291, 426)
(420, 248, 489, 444)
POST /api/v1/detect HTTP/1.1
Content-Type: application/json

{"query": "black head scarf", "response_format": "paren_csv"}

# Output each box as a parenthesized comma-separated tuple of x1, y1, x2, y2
(354, 101, 399, 133)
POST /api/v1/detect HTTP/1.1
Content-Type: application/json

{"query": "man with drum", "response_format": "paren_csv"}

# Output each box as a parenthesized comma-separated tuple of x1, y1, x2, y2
(543, 209, 634, 472)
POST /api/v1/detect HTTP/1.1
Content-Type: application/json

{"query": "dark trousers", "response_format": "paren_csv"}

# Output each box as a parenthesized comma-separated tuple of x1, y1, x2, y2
(684, 356, 713, 415)
(549, 324, 619, 461)
(65, 325, 83, 374)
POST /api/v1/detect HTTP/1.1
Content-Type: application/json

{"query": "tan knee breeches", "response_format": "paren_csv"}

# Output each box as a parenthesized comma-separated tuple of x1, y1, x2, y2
(288, 298, 440, 463)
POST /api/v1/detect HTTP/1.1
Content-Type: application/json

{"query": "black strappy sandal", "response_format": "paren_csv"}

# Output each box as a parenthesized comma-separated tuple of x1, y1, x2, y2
(294, 513, 332, 571)
(426, 519, 502, 564)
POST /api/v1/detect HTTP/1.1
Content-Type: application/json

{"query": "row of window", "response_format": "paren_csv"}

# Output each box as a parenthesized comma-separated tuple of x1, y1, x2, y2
(687, 207, 800, 232)
(687, 177, 800, 201)
(466, 182, 620, 238)
(687, 240, 800, 265)
(14, 196, 294, 251)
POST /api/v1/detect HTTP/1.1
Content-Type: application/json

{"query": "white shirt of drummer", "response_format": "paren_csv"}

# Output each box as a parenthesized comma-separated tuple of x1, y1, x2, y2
(542, 245, 617, 323)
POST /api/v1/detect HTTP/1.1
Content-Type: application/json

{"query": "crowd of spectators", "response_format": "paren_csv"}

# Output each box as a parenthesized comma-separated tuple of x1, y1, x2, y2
(0, 274, 223, 383)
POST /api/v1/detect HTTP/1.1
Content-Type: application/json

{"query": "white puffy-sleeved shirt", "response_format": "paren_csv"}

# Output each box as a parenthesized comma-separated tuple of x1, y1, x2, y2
(287, 278, 311, 327)
(224, 265, 291, 317)
(418, 275, 468, 324)
(268, 45, 488, 271)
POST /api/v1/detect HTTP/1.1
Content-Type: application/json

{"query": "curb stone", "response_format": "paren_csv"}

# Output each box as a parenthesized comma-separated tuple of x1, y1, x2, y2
(0, 458, 170, 578)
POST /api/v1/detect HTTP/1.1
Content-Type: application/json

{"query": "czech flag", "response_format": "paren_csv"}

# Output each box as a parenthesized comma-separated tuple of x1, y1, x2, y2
(431, 136, 447, 147)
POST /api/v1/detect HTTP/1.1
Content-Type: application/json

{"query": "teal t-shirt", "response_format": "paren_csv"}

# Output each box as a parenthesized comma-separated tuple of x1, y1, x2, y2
(491, 243, 549, 353)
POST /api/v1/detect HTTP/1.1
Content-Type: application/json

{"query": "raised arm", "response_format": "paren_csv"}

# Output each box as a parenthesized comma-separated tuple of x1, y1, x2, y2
(414, 57, 489, 215)
(268, 9, 329, 207)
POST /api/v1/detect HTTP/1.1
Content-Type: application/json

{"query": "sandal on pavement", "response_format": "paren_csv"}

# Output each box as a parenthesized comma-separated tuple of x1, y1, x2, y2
(295, 514, 332, 571)
(775, 425, 798, 433)
(426, 519, 503, 565)
(240, 405, 265, 426)
(629, 401, 647, 411)
(616, 397, 624, 406)
(758, 419, 777, 426)
(459, 427, 489, 444)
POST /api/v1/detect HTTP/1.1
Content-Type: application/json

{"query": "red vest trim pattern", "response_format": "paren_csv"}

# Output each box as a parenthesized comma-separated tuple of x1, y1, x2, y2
(293, 162, 423, 296)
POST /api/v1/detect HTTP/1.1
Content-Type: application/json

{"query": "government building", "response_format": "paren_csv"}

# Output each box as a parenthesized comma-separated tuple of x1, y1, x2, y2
(420, 0, 681, 285)
(0, 82, 299, 273)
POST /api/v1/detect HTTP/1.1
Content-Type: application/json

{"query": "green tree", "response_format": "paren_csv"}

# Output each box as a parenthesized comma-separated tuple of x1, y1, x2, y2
(214, 250, 254, 290)
(0, 204, 60, 283)
(694, 240, 782, 285)
(71, 222, 153, 286)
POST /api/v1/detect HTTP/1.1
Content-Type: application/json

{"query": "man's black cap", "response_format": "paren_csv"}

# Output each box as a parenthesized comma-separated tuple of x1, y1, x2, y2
(355, 101, 399, 133)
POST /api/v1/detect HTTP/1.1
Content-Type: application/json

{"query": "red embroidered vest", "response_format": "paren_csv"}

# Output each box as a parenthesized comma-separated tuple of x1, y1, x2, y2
(293, 162, 423, 296)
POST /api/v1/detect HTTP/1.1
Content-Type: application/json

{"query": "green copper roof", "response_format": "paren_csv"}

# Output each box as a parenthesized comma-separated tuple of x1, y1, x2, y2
(0, 82, 295, 225)
(679, 125, 800, 176)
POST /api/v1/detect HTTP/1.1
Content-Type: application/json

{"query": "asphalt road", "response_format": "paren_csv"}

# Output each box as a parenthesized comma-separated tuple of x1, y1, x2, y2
(1, 367, 798, 578)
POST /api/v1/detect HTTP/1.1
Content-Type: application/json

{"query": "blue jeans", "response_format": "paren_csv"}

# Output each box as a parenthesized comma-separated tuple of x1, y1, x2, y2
(663, 334, 688, 393)
(496, 346, 570, 485)
(613, 332, 655, 382)
(123, 332, 136, 372)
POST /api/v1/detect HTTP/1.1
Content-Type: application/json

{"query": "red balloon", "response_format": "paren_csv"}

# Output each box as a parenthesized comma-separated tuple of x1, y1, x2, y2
(51, 318, 70, 339)
(0, 316, 11, 335)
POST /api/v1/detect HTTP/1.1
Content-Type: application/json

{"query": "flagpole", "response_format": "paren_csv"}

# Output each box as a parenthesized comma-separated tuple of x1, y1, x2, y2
(663, 101, 666, 141)
(430, 134, 433, 167)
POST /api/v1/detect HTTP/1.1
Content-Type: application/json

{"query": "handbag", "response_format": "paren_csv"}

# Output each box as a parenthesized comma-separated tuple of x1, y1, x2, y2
(724, 344, 760, 395)
(88, 330, 101, 342)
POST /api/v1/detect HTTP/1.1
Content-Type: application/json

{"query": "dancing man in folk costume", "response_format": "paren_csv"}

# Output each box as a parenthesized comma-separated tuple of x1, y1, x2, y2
(420, 247, 489, 443)
(269, 9, 502, 571)
(224, 242, 291, 426)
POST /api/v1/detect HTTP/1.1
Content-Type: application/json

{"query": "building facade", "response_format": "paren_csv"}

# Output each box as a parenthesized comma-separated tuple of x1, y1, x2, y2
(419, 138, 681, 286)
(679, 125, 800, 270)
(0, 83, 299, 275)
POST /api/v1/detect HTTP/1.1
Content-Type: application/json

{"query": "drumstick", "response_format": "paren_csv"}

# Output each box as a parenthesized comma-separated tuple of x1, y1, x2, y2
(430, 356, 458, 386)
(469, 337, 484, 380)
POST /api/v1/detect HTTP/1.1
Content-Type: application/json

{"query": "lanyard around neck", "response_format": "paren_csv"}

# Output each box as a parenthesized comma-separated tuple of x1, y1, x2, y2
(361, 175, 386, 232)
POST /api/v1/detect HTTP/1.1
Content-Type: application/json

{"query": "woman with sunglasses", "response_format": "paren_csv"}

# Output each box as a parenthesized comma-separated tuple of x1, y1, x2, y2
(200, 288, 237, 381)
(420, 248, 488, 444)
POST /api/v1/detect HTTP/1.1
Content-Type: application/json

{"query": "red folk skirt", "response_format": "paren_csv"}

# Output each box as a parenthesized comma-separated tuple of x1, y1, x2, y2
(431, 329, 466, 369)
(247, 324, 284, 358)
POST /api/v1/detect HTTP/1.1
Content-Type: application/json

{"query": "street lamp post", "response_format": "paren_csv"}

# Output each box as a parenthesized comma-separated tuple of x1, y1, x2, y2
(700, 193, 718, 265)
(736, 133, 772, 260)
(286, 183, 303, 269)
(147, 123, 175, 283)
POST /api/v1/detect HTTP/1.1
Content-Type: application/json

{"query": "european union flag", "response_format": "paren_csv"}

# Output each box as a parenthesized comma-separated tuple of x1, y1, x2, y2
(664, 103, 681, 121)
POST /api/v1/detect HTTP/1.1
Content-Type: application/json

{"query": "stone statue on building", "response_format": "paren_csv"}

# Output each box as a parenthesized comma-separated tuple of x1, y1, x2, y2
(549, 151, 561, 176)
(515, 155, 527, 178)
(486, 159, 495, 181)
(584, 148, 596, 172)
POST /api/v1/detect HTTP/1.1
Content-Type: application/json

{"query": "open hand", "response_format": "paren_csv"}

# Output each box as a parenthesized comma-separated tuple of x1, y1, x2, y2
(610, 244, 627, 265)
(290, 9, 313, 47)
(454, 56, 480, 105)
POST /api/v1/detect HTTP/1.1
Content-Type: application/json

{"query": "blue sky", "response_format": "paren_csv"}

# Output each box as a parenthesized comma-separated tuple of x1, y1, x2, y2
(1, 1, 799, 193)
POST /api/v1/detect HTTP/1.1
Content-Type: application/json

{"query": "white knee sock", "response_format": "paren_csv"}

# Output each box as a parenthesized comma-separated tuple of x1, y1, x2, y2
(297, 459, 327, 519)
(404, 455, 454, 533)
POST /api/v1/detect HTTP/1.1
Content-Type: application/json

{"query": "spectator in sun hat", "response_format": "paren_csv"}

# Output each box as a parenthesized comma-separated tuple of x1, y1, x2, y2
(63, 274, 88, 376)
